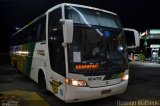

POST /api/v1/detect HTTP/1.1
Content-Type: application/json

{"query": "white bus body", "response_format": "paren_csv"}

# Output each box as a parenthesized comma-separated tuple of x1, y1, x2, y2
(10, 3, 139, 102)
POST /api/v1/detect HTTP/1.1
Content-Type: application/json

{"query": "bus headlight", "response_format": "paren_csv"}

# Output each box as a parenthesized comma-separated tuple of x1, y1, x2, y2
(65, 78, 88, 87)
(122, 74, 129, 81)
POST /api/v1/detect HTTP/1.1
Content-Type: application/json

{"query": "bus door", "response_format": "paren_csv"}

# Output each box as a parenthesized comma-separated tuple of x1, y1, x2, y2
(47, 7, 66, 100)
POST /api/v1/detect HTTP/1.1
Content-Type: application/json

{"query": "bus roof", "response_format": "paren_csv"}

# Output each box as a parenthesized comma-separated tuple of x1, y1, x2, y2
(12, 3, 117, 37)
(47, 3, 117, 16)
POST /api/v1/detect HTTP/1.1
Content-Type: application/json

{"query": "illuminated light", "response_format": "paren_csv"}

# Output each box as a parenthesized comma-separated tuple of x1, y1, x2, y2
(15, 51, 29, 55)
(150, 29, 160, 34)
(65, 78, 87, 87)
(140, 30, 147, 37)
(118, 46, 123, 51)
(104, 31, 110, 38)
(50, 37, 53, 40)
(78, 80, 85, 86)
(150, 44, 160, 48)
(72, 80, 79, 86)
(122, 74, 129, 81)
(53, 28, 58, 31)
(75, 64, 99, 70)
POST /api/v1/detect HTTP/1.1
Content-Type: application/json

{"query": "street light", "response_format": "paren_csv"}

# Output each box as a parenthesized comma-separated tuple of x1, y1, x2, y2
(16, 27, 20, 31)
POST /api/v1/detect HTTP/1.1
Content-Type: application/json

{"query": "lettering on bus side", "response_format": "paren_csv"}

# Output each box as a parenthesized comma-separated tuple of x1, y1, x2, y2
(37, 49, 45, 56)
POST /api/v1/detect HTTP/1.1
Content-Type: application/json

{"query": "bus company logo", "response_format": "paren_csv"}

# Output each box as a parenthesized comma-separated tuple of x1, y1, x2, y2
(50, 80, 62, 94)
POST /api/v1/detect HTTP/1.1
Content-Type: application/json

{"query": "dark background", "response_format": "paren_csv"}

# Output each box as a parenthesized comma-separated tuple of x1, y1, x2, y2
(0, 0, 160, 53)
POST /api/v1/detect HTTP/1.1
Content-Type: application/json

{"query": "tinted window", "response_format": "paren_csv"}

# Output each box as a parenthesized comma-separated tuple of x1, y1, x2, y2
(11, 16, 46, 46)
(124, 31, 135, 46)
(48, 8, 66, 77)
(37, 17, 46, 41)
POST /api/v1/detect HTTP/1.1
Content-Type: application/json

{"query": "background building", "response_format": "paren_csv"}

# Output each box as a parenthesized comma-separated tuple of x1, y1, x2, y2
(140, 29, 160, 61)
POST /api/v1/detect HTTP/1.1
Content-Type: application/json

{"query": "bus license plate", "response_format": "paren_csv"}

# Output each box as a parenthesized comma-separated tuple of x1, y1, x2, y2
(101, 89, 111, 95)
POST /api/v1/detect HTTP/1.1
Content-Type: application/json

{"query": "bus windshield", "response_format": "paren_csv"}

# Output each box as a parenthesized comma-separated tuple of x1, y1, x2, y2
(65, 6, 128, 75)
(65, 6, 122, 28)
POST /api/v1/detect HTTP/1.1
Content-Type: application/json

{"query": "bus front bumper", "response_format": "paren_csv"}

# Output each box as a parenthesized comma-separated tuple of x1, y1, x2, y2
(65, 80, 128, 103)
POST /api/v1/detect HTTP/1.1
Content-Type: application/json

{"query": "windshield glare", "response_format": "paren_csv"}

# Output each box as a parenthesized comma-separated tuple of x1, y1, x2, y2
(65, 6, 122, 29)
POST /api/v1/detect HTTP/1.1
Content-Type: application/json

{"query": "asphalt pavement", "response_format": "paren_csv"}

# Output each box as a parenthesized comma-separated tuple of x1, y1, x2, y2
(0, 54, 160, 106)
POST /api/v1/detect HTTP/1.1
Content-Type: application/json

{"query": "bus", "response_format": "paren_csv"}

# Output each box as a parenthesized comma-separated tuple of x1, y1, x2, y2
(10, 3, 139, 102)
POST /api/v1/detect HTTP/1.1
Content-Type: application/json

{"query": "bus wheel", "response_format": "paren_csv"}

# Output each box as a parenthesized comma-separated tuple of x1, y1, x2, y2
(13, 61, 19, 72)
(38, 70, 46, 92)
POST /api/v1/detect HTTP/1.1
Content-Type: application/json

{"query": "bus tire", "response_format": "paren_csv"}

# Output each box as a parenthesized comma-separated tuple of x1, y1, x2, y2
(13, 61, 19, 73)
(38, 70, 46, 92)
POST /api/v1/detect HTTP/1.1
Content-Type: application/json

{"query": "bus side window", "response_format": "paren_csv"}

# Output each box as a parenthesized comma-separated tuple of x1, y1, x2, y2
(37, 17, 46, 41)
(12, 34, 18, 45)
(37, 24, 42, 41)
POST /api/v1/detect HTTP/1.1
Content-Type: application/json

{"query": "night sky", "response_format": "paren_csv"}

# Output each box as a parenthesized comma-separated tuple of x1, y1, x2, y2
(0, 0, 160, 52)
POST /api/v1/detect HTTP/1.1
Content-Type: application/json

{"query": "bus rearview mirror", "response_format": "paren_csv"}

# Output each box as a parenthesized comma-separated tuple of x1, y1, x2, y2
(123, 28, 140, 48)
(60, 19, 73, 45)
